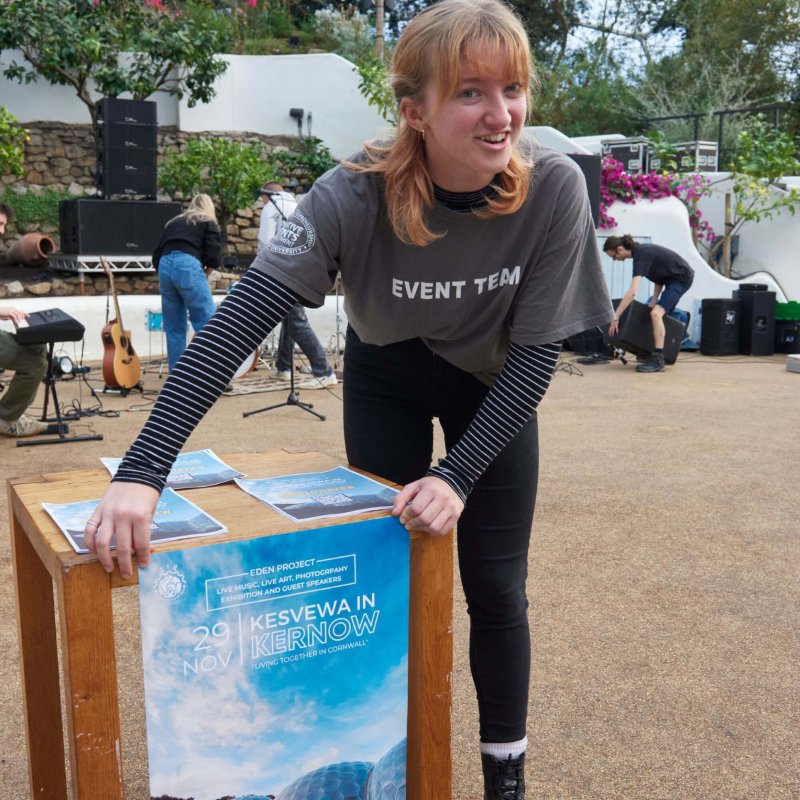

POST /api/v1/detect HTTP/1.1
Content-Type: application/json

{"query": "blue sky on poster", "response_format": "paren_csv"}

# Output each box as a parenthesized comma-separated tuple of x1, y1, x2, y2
(139, 518, 409, 800)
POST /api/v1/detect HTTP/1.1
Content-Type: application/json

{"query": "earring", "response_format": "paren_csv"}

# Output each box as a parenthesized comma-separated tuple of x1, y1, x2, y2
(419, 126, 426, 142)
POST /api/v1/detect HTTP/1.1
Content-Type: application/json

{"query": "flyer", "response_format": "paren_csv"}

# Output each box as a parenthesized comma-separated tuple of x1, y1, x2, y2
(43, 488, 227, 553)
(138, 516, 409, 800)
(234, 466, 399, 522)
(101, 448, 245, 490)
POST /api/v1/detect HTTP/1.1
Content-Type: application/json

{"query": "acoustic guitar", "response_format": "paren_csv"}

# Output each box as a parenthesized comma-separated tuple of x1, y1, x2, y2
(100, 256, 142, 390)
(232, 347, 260, 380)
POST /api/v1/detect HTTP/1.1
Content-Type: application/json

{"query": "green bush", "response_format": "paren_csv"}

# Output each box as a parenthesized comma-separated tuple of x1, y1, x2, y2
(0, 106, 28, 177)
(159, 136, 272, 236)
(0, 187, 75, 231)
(267, 137, 337, 188)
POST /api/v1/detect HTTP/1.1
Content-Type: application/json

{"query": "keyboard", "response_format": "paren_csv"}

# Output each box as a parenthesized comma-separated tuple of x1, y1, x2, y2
(13, 308, 85, 345)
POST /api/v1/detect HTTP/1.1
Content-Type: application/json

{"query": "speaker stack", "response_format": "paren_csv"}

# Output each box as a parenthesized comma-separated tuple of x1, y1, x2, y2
(699, 286, 777, 356)
(58, 97, 180, 257)
(97, 97, 157, 198)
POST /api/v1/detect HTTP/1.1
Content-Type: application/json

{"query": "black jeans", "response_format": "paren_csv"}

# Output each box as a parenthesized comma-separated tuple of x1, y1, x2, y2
(343, 327, 538, 742)
(276, 303, 331, 377)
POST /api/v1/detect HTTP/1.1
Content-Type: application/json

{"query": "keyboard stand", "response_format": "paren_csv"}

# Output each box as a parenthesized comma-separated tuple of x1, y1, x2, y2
(17, 342, 104, 447)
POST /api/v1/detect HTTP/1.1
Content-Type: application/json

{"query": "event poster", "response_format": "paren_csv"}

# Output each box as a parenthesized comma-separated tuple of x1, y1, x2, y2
(235, 466, 399, 522)
(138, 516, 410, 800)
(101, 448, 244, 490)
(43, 488, 227, 553)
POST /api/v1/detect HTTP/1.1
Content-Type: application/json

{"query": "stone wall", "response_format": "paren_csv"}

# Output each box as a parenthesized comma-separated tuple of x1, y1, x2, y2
(0, 268, 241, 301)
(1, 122, 299, 297)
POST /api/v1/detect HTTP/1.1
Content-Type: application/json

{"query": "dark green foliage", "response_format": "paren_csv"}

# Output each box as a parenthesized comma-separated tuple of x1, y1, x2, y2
(267, 137, 337, 188)
(159, 137, 271, 239)
(0, 187, 75, 231)
(0, 0, 231, 148)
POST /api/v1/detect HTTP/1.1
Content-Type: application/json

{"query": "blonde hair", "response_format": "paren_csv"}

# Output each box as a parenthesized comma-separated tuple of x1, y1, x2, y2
(174, 193, 218, 226)
(351, 0, 537, 246)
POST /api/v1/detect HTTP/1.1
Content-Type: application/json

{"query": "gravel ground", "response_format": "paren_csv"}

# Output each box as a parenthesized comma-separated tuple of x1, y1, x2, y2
(1, 350, 797, 800)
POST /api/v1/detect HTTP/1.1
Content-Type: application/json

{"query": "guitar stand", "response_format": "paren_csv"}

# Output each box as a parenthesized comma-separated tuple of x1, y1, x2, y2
(102, 382, 144, 397)
(17, 342, 104, 447)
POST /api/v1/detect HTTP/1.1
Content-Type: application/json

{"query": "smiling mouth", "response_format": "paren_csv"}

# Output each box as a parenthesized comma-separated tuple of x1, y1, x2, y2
(479, 133, 508, 144)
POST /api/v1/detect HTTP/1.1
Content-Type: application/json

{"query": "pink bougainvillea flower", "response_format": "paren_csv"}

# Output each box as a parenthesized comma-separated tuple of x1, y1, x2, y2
(599, 156, 716, 243)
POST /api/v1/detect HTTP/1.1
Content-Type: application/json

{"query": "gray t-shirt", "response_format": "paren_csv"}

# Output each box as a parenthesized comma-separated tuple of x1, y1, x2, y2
(252, 144, 613, 382)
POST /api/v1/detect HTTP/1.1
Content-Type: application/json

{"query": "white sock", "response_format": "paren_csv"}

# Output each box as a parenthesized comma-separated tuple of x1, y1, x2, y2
(480, 737, 527, 759)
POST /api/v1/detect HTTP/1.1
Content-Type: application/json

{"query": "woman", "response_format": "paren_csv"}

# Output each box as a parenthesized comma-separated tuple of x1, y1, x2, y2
(85, 1, 613, 796)
(152, 193, 222, 371)
(604, 234, 694, 373)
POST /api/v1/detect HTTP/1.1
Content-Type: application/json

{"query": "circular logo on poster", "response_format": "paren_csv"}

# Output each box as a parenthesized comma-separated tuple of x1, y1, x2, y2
(153, 565, 187, 601)
(267, 210, 317, 256)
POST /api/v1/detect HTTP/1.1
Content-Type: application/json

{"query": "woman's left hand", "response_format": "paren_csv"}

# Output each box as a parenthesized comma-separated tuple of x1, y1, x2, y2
(392, 476, 464, 536)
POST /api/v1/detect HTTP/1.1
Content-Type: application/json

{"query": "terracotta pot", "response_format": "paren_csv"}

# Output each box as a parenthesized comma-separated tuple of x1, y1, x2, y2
(5, 233, 56, 267)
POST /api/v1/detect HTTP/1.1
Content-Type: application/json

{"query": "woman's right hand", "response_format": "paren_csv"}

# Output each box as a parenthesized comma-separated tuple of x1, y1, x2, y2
(83, 481, 161, 579)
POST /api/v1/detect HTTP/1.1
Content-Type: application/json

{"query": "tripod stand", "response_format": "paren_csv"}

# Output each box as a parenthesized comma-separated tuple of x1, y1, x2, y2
(243, 190, 325, 422)
(17, 341, 104, 447)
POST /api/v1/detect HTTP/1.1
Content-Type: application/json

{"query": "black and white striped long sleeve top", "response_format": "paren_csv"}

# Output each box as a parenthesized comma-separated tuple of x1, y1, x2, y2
(113, 268, 561, 500)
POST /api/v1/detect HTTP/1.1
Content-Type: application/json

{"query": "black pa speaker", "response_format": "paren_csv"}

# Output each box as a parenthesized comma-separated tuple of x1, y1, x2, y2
(98, 97, 157, 126)
(96, 148, 157, 198)
(566, 153, 601, 228)
(733, 287, 775, 356)
(59, 199, 180, 255)
(700, 299, 741, 356)
(603, 299, 685, 364)
(102, 121, 157, 152)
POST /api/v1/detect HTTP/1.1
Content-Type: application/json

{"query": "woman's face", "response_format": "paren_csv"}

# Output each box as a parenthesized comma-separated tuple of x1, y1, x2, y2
(402, 52, 527, 192)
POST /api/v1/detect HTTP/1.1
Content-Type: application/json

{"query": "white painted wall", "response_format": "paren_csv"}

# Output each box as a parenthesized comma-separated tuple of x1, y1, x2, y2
(599, 196, 787, 343)
(1, 293, 347, 365)
(177, 54, 388, 159)
(0, 49, 179, 126)
(0, 50, 388, 159)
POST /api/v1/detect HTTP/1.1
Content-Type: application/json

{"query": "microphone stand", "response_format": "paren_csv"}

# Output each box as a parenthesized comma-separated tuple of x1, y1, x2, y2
(243, 192, 326, 422)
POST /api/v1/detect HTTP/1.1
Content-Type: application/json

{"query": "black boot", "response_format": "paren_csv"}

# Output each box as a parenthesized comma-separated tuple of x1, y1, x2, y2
(481, 752, 526, 800)
(635, 352, 665, 372)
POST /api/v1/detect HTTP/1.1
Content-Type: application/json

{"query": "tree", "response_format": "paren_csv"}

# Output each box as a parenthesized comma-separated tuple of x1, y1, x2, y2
(355, 58, 396, 125)
(707, 115, 800, 274)
(159, 137, 272, 243)
(569, 0, 800, 137)
(0, 0, 231, 150)
(511, 0, 583, 64)
(532, 43, 637, 136)
(314, 5, 375, 63)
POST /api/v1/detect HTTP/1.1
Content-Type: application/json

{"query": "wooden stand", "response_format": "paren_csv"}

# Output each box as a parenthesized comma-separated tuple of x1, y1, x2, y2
(8, 449, 453, 799)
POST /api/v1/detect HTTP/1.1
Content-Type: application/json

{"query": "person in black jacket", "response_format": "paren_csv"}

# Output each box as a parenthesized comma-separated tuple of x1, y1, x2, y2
(152, 194, 222, 371)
